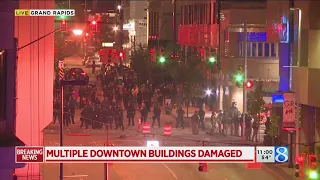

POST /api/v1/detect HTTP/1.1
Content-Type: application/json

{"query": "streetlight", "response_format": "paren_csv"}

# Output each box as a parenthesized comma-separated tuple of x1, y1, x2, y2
(113, 26, 118, 31)
(72, 29, 83, 36)
(205, 89, 212, 96)
(117, 5, 121, 10)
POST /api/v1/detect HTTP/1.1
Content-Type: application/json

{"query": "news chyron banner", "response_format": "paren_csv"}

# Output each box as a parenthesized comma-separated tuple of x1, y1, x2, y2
(16, 146, 256, 163)
(15, 9, 75, 17)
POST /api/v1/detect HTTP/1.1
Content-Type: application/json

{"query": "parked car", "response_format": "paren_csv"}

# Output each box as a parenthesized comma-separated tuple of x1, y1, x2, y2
(85, 56, 102, 67)
(65, 68, 89, 82)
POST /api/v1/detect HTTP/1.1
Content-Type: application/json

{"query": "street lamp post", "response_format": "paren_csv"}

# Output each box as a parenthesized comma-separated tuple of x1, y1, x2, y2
(242, 23, 248, 138)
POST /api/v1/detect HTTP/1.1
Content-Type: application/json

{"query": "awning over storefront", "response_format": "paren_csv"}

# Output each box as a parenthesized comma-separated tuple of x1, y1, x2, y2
(227, 24, 266, 33)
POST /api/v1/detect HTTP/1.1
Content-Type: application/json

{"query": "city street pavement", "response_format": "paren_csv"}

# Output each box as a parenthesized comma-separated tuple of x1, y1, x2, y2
(43, 56, 297, 180)
(64, 56, 98, 82)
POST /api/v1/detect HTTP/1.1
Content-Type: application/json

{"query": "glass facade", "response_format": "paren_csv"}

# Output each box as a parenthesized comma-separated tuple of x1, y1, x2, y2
(239, 42, 278, 58)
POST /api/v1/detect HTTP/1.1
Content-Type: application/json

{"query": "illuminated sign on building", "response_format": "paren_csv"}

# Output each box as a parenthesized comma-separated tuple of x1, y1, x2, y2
(123, 21, 135, 31)
(102, 42, 114, 47)
(279, 16, 289, 43)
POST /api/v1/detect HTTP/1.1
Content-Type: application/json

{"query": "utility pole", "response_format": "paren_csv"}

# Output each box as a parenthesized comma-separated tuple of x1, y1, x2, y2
(217, 0, 221, 70)
(217, 0, 222, 110)
(172, 0, 177, 56)
(288, 0, 295, 169)
(118, 0, 124, 63)
(58, 61, 64, 180)
(242, 23, 248, 138)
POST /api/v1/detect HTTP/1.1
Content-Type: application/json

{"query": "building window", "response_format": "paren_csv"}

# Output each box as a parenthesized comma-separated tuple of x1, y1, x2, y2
(271, 43, 276, 57)
(239, 42, 278, 57)
(264, 43, 270, 57)
(252, 43, 257, 57)
(258, 43, 263, 56)
(247, 43, 251, 57)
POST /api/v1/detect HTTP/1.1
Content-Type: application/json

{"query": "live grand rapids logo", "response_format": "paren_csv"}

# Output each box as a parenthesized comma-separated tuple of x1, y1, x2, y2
(15, 9, 75, 16)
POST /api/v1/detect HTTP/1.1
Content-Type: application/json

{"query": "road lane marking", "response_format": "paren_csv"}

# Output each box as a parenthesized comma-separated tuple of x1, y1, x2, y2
(162, 163, 179, 179)
(137, 141, 179, 179)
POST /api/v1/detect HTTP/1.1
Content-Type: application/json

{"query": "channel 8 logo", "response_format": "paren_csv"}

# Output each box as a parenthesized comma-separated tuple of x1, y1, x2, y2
(274, 146, 289, 163)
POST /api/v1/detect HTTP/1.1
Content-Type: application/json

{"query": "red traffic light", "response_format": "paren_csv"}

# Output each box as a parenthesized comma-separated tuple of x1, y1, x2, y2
(60, 20, 67, 32)
(91, 21, 97, 25)
(245, 81, 253, 88)
(119, 52, 123, 58)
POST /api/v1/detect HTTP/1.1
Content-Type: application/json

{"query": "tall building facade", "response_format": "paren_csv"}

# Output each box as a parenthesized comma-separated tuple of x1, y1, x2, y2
(177, 0, 279, 111)
(267, 0, 320, 154)
(15, 0, 55, 178)
(147, 0, 178, 48)
(122, 0, 148, 62)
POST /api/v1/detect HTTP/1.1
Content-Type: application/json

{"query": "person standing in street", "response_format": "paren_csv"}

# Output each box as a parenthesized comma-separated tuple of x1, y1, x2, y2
(140, 102, 148, 123)
(151, 104, 161, 128)
(191, 111, 199, 135)
(198, 108, 205, 130)
(252, 119, 260, 142)
(127, 102, 135, 126)
(92, 60, 96, 74)
(176, 106, 185, 129)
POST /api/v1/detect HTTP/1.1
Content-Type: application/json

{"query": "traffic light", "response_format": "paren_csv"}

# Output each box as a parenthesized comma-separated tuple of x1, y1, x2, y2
(245, 81, 253, 88)
(150, 48, 156, 62)
(90, 21, 97, 32)
(108, 50, 112, 63)
(234, 73, 244, 87)
(208, 56, 216, 63)
(119, 51, 124, 60)
(295, 155, 305, 178)
(60, 20, 67, 32)
(99, 49, 103, 57)
(308, 155, 318, 179)
(198, 163, 208, 172)
(170, 54, 179, 59)
(159, 56, 166, 63)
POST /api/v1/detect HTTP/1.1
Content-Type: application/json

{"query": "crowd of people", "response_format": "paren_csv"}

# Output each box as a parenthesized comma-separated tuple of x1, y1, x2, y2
(53, 62, 264, 142)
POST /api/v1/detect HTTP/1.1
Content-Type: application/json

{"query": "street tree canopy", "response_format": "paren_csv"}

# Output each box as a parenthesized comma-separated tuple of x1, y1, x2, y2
(170, 54, 205, 97)
(247, 81, 265, 119)
(130, 44, 152, 83)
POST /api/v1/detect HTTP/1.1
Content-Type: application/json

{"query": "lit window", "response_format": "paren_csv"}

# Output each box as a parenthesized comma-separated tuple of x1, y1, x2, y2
(258, 43, 263, 57)
(271, 43, 276, 57)
(264, 43, 270, 57)
(252, 43, 257, 57)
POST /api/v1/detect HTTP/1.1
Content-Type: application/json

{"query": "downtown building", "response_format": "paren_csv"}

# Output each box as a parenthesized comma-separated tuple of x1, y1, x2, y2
(266, 0, 320, 154)
(122, 0, 148, 61)
(0, 0, 55, 179)
(177, 0, 279, 112)
(147, 0, 178, 49)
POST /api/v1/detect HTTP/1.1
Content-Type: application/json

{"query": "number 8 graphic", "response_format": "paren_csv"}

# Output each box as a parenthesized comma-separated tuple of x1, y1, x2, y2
(275, 147, 288, 162)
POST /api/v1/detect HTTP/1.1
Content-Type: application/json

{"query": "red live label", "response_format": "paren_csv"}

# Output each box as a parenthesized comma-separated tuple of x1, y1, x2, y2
(15, 146, 44, 163)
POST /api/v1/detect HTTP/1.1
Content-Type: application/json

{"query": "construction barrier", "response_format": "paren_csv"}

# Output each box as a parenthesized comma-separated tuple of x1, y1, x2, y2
(142, 122, 150, 135)
(137, 119, 142, 132)
(163, 124, 172, 136)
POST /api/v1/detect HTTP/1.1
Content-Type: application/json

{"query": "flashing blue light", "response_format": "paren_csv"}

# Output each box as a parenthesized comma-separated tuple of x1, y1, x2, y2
(272, 94, 284, 103)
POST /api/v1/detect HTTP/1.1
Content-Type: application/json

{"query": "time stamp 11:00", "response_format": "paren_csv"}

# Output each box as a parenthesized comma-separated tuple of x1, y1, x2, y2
(256, 146, 289, 163)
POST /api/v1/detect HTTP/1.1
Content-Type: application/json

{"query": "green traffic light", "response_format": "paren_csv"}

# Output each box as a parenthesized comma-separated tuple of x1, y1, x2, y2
(209, 57, 216, 63)
(235, 73, 244, 82)
(60, 16, 66, 19)
(159, 56, 166, 63)
(309, 171, 318, 179)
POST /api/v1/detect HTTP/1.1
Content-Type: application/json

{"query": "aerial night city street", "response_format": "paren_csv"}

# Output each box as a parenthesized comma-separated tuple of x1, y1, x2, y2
(1, 0, 320, 180)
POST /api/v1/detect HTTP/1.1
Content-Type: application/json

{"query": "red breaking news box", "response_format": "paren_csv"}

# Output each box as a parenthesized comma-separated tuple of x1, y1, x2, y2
(15, 146, 44, 163)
